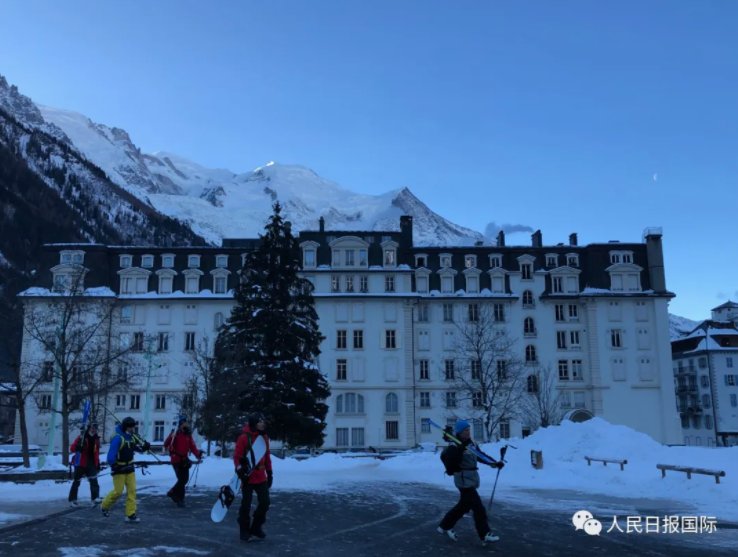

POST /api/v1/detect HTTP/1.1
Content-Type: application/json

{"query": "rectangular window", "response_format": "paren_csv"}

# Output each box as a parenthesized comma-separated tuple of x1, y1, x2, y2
(521, 264, 532, 280)
(466, 275, 479, 293)
(345, 275, 354, 292)
(41, 361, 54, 382)
(555, 305, 565, 322)
(445, 391, 457, 408)
(569, 331, 580, 348)
(568, 305, 578, 320)
(115, 394, 126, 408)
(385, 421, 399, 440)
(120, 305, 133, 324)
(358, 249, 368, 267)
(416, 275, 428, 293)
(345, 250, 355, 266)
(216, 255, 228, 268)
(385, 275, 395, 292)
(419, 392, 430, 408)
(157, 332, 169, 352)
(468, 303, 479, 322)
(336, 428, 349, 447)
(349, 427, 364, 448)
(155, 394, 166, 410)
(214, 276, 227, 294)
(493, 304, 505, 322)
(417, 304, 429, 322)
(728, 357, 734, 369)
(419, 359, 430, 380)
(162, 255, 174, 268)
(421, 418, 431, 434)
(303, 249, 315, 268)
(336, 330, 347, 350)
(385, 330, 397, 349)
(360, 275, 368, 293)
(557, 331, 567, 349)
(185, 276, 199, 294)
(611, 329, 623, 348)
(39, 394, 52, 410)
(552, 276, 563, 293)
(331, 275, 340, 292)
(471, 359, 481, 380)
(558, 360, 569, 380)
(185, 332, 196, 351)
(573, 392, 586, 409)
(499, 421, 510, 439)
(159, 275, 173, 294)
(472, 391, 483, 408)
(444, 360, 455, 380)
(418, 329, 430, 350)
(572, 359, 583, 380)
(132, 332, 145, 352)
(731, 394, 738, 408)
(546, 255, 557, 267)
(443, 303, 454, 322)
(725, 375, 737, 386)
(336, 359, 347, 381)
(353, 330, 364, 349)
(441, 276, 453, 293)
(154, 421, 165, 442)
(129, 394, 141, 410)
(496, 360, 507, 381)
(384, 250, 396, 266)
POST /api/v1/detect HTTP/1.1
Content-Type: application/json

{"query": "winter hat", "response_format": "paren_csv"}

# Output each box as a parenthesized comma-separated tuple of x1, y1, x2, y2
(454, 419, 471, 436)
(248, 413, 265, 429)
(178, 415, 188, 426)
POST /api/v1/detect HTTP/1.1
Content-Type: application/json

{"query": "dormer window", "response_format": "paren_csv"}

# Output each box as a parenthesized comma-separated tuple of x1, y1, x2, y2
(546, 254, 558, 268)
(188, 255, 200, 268)
(466, 275, 479, 293)
(141, 255, 154, 268)
(358, 249, 368, 266)
(622, 253, 632, 263)
(211, 268, 230, 294)
(332, 249, 341, 267)
(441, 276, 453, 293)
(157, 269, 175, 294)
(162, 254, 174, 268)
(566, 253, 579, 267)
(440, 254, 452, 268)
(489, 254, 502, 268)
(345, 250, 355, 266)
(216, 255, 229, 268)
(415, 254, 428, 268)
(304, 249, 316, 268)
(464, 255, 477, 269)
(384, 249, 396, 267)
(120, 255, 132, 268)
(59, 250, 85, 266)
(610, 251, 634, 264)
(521, 263, 532, 280)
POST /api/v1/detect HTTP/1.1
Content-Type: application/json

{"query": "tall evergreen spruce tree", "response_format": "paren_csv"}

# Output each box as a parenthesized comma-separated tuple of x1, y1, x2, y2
(205, 202, 330, 448)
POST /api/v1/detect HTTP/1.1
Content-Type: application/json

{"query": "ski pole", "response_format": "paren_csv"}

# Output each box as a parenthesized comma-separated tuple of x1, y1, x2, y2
(487, 445, 511, 510)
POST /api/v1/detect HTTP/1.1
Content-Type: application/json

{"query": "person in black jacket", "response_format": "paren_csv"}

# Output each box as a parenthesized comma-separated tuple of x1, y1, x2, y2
(437, 419, 503, 545)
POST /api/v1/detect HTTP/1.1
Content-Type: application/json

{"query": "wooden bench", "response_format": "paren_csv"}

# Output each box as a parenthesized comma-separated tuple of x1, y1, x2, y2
(656, 464, 726, 484)
(585, 456, 628, 471)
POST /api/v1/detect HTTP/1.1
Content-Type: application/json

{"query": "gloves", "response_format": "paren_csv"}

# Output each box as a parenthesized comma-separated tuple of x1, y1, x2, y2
(142, 441, 151, 452)
(267, 470, 273, 489)
(495, 461, 505, 469)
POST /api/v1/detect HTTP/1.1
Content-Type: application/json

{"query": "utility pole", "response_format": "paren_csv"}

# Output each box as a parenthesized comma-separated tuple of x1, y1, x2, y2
(38, 328, 61, 469)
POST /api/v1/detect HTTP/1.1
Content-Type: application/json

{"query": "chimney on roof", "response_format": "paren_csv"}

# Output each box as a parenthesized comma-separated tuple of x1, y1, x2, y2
(532, 229, 542, 248)
(569, 233, 578, 246)
(496, 230, 505, 247)
(644, 228, 666, 293)
(474, 240, 484, 247)
(319, 216, 325, 232)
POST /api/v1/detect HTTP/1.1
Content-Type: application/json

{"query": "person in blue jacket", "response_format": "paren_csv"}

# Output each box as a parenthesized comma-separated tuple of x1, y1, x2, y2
(100, 416, 151, 523)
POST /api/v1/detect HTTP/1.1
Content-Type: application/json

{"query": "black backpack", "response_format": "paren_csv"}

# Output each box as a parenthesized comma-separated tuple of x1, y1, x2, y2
(440, 444, 461, 476)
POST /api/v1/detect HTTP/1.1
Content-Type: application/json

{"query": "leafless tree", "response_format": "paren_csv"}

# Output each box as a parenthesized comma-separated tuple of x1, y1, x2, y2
(450, 304, 527, 442)
(185, 335, 215, 455)
(520, 363, 564, 430)
(20, 272, 141, 465)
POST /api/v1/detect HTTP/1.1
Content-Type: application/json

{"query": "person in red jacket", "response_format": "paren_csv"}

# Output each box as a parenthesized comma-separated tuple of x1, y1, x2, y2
(163, 416, 202, 507)
(233, 413, 272, 542)
(68, 422, 101, 506)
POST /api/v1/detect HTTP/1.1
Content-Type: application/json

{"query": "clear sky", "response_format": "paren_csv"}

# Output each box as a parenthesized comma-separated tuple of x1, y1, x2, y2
(0, 1, 736, 320)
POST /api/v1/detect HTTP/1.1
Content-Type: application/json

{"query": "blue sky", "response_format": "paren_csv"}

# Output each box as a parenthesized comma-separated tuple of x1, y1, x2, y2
(0, 1, 736, 320)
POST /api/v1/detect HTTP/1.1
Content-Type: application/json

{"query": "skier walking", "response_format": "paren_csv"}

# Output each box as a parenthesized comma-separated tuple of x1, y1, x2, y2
(437, 419, 503, 544)
(68, 422, 101, 506)
(100, 416, 151, 523)
(163, 416, 202, 507)
(233, 413, 273, 542)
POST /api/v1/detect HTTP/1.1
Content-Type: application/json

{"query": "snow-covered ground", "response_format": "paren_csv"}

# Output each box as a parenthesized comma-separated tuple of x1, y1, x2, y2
(2, 418, 736, 526)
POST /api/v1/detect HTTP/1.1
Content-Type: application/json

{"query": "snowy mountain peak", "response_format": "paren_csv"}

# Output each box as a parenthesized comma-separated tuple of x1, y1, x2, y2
(2, 74, 487, 247)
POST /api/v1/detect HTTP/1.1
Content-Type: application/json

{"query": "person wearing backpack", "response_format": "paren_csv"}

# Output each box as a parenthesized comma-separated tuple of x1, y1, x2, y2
(68, 422, 101, 506)
(233, 413, 273, 542)
(437, 419, 503, 545)
(163, 416, 202, 507)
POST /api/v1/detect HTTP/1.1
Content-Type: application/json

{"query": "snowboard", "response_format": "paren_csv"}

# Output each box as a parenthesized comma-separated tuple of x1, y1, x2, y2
(210, 435, 267, 523)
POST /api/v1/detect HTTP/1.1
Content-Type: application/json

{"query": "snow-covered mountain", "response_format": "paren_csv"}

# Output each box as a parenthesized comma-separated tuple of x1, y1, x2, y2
(669, 313, 700, 340)
(36, 105, 485, 246)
